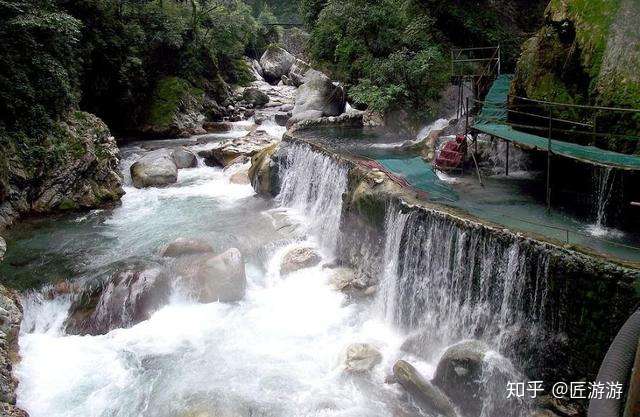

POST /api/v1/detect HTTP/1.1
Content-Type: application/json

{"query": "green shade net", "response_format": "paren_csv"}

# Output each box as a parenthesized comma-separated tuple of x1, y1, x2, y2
(376, 156, 458, 202)
(474, 75, 640, 170)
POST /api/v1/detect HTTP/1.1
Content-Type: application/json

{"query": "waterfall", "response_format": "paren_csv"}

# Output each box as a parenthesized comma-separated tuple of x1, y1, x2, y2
(374, 204, 549, 417)
(594, 166, 615, 229)
(376, 204, 550, 353)
(276, 143, 349, 254)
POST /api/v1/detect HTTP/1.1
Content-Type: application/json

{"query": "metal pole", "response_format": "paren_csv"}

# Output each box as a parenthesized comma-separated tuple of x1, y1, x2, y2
(505, 140, 509, 176)
(546, 107, 552, 214)
(465, 96, 469, 133)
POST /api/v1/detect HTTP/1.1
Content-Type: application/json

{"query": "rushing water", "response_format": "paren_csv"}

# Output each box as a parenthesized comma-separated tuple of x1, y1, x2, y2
(12, 137, 415, 417)
(10, 135, 543, 417)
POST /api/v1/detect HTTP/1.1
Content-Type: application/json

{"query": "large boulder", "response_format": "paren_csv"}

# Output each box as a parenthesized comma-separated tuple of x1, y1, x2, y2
(130, 149, 179, 188)
(198, 131, 275, 167)
(259, 45, 296, 84)
(178, 248, 247, 303)
(248, 143, 278, 196)
(0, 236, 5, 262)
(393, 360, 458, 417)
(343, 343, 382, 373)
(242, 88, 269, 108)
(171, 147, 198, 169)
(161, 237, 214, 258)
(280, 247, 321, 275)
(433, 340, 488, 417)
(65, 264, 172, 335)
(27, 112, 124, 217)
(287, 59, 324, 87)
(292, 72, 346, 120)
(433, 340, 518, 417)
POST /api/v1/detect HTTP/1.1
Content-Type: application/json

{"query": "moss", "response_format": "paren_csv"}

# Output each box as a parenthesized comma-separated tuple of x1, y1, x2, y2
(549, 0, 620, 78)
(147, 77, 204, 129)
(58, 197, 79, 210)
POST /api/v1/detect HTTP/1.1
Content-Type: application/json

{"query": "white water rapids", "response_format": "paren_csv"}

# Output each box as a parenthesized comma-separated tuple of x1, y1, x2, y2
(12, 133, 537, 417)
(14, 136, 428, 417)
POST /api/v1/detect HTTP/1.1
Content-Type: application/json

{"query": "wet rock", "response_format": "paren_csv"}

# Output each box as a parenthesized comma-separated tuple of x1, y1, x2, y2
(171, 147, 198, 169)
(248, 143, 278, 196)
(203, 121, 233, 133)
(230, 171, 250, 185)
(198, 131, 276, 168)
(259, 45, 296, 84)
(28, 112, 124, 217)
(433, 340, 487, 416)
(0, 236, 5, 261)
(535, 395, 582, 417)
(65, 264, 172, 335)
(288, 110, 324, 125)
(280, 247, 321, 275)
(393, 360, 458, 417)
(130, 149, 178, 188)
(242, 88, 269, 108)
(161, 237, 214, 258)
(0, 285, 23, 414)
(180, 248, 247, 303)
(292, 72, 346, 118)
(343, 343, 382, 373)
(274, 112, 291, 126)
(328, 267, 369, 294)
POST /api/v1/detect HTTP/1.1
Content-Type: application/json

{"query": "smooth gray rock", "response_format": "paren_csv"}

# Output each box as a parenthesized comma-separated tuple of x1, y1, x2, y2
(433, 340, 506, 417)
(65, 264, 172, 335)
(280, 247, 321, 275)
(343, 343, 382, 373)
(393, 360, 458, 417)
(260, 45, 296, 83)
(171, 147, 197, 169)
(287, 110, 324, 126)
(288, 59, 324, 87)
(292, 72, 346, 118)
(130, 149, 178, 188)
(161, 237, 214, 258)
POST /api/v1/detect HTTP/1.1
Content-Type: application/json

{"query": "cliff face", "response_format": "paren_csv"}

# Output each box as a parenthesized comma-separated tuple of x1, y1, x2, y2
(0, 111, 124, 229)
(512, 0, 640, 153)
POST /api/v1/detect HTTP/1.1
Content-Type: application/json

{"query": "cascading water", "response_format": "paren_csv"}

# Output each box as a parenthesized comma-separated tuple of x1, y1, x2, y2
(377, 205, 550, 346)
(375, 204, 551, 416)
(592, 167, 615, 230)
(276, 143, 349, 254)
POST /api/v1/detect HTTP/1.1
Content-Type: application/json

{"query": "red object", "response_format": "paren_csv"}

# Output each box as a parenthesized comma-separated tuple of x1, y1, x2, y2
(435, 135, 466, 170)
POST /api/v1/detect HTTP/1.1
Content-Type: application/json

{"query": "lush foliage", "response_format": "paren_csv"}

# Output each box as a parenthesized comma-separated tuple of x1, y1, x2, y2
(306, 0, 449, 115)
(0, 0, 275, 138)
(306, 0, 546, 116)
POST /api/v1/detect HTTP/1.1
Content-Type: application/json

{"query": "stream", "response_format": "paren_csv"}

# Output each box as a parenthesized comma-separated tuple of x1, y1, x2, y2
(9, 127, 436, 417)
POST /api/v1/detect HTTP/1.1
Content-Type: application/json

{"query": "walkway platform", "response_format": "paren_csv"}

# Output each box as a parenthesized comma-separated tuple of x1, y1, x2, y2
(473, 75, 640, 170)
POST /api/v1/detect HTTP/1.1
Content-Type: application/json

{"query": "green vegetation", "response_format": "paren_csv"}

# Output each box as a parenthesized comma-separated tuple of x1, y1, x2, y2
(148, 77, 204, 129)
(304, 0, 545, 118)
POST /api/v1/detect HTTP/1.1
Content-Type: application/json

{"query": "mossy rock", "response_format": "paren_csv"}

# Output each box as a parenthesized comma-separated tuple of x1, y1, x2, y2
(147, 77, 204, 129)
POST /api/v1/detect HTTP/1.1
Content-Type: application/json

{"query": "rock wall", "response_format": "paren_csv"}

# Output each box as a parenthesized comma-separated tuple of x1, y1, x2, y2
(251, 132, 640, 387)
(0, 111, 124, 230)
(512, 0, 640, 153)
(0, 280, 26, 416)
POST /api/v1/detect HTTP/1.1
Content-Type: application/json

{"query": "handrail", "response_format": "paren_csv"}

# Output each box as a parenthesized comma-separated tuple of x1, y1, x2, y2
(511, 95, 640, 114)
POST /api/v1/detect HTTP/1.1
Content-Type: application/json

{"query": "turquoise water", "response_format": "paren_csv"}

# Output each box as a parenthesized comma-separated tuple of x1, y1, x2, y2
(296, 127, 640, 264)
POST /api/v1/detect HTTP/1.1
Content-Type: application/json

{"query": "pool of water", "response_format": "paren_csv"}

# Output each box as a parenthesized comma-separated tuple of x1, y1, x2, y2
(295, 127, 640, 263)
